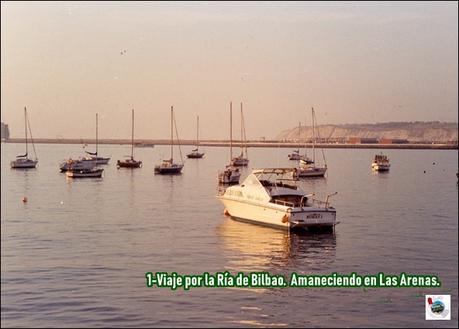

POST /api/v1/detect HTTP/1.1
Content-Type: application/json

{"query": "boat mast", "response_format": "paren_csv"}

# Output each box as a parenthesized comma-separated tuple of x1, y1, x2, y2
(131, 109, 134, 159)
(24, 107, 28, 157)
(196, 115, 199, 150)
(96, 113, 98, 156)
(171, 106, 174, 162)
(312, 107, 315, 165)
(298, 121, 301, 152)
(230, 102, 233, 163)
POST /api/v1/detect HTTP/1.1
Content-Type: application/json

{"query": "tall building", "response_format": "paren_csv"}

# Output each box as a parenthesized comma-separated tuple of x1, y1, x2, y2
(1, 122, 10, 140)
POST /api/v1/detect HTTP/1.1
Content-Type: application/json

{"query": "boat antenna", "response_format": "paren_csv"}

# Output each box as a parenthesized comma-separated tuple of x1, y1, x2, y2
(26, 108, 38, 160)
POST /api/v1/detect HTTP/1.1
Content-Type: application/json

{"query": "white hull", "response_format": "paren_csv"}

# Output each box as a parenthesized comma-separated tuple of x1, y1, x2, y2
(218, 196, 336, 230)
(296, 166, 327, 178)
(372, 163, 390, 171)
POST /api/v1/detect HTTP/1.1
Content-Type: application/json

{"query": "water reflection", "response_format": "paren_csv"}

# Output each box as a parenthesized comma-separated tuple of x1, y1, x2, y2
(217, 218, 336, 273)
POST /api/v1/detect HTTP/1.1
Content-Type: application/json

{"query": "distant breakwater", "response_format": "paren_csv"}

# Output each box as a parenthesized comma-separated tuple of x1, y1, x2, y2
(2, 138, 457, 150)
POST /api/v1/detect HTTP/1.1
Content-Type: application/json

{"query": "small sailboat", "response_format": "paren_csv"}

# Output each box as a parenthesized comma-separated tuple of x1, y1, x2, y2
(372, 153, 390, 171)
(218, 102, 241, 184)
(85, 113, 110, 165)
(60, 158, 96, 172)
(11, 107, 38, 169)
(117, 109, 142, 168)
(154, 106, 184, 174)
(230, 102, 249, 167)
(186, 115, 205, 159)
(295, 107, 327, 178)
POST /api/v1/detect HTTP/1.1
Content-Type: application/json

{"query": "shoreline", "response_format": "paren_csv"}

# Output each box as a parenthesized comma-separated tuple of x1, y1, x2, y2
(2, 138, 457, 150)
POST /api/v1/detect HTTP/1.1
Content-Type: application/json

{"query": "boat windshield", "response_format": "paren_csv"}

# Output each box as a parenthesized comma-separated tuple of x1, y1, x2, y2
(252, 168, 298, 189)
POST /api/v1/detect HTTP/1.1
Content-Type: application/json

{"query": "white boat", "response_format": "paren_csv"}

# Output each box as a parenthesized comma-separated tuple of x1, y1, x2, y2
(295, 107, 327, 178)
(66, 168, 104, 178)
(288, 149, 302, 161)
(117, 109, 142, 168)
(218, 102, 241, 184)
(11, 107, 38, 169)
(231, 102, 249, 167)
(372, 154, 390, 171)
(154, 106, 184, 174)
(186, 115, 205, 159)
(84, 113, 110, 164)
(217, 168, 338, 231)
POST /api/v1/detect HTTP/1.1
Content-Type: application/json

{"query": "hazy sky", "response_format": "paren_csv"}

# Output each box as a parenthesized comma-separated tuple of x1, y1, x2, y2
(1, 1, 457, 139)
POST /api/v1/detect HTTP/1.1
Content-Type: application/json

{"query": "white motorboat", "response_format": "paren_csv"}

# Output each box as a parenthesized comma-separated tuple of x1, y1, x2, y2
(231, 102, 249, 167)
(154, 106, 184, 174)
(372, 154, 390, 171)
(84, 113, 110, 165)
(218, 102, 241, 184)
(11, 107, 38, 169)
(218, 168, 338, 231)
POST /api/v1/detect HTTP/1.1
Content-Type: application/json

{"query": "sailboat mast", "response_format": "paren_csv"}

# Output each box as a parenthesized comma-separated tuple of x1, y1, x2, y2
(24, 107, 28, 156)
(230, 102, 233, 162)
(171, 106, 174, 162)
(131, 109, 134, 159)
(96, 113, 99, 155)
(312, 107, 315, 164)
(196, 115, 199, 149)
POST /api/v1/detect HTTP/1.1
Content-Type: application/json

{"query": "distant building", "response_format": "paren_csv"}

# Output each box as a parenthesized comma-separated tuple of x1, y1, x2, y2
(1, 122, 10, 140)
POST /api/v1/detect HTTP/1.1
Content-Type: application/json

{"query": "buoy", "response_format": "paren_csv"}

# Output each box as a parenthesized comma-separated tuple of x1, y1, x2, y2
(22, 197, 28, 203)
(423, 170, 426, 173)
(60, 201, 64, 205)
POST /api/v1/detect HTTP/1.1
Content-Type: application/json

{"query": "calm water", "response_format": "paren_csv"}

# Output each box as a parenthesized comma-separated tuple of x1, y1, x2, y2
(1, 143, 458, 327)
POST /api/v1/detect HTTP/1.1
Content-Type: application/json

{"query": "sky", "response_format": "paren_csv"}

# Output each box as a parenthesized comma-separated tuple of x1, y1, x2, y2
(1, 1, 457, 139)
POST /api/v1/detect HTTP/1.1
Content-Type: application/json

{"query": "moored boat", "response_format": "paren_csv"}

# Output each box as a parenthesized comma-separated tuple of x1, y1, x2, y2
(60, 158, 96, 172)
(218, 102, 241, 184)
(217, 168, 338, 231)
(11, 107, 38, 169)
(372, 154, 390, 171)
(154, 106, 184, 175)
(117, 109, 142, 168)
(186, 115, 205, 159)
(84, 113, 110, 164)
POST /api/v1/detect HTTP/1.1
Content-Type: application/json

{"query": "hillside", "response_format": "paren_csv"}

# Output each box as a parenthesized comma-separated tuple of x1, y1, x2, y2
(276, 122, 458, 142)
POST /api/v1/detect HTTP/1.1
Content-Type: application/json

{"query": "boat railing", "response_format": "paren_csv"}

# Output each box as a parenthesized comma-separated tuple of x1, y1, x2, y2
(273, 199, 295, 207)
(311, 192, 338, 209)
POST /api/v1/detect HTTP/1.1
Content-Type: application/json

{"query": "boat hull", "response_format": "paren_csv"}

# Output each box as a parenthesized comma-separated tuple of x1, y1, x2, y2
(60, 159, 95, 172)
(66, 168, 104, 178)
(186, 152, 205, 159)
(88, 156, 110, 165)
(11, 159, 38, 169)
(154, 164, 183, 174)
(218, 196, 336, 230)
(372, 163, 390, 171)
(296, 166, 327, 178)
(117, 160, 142, 168)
